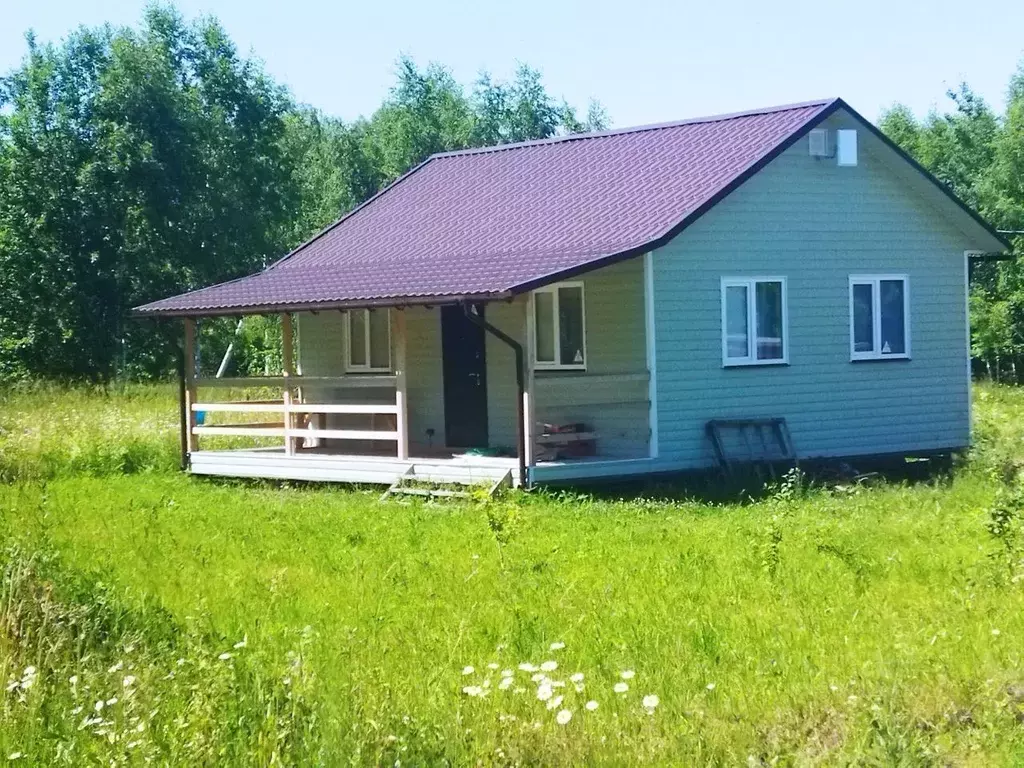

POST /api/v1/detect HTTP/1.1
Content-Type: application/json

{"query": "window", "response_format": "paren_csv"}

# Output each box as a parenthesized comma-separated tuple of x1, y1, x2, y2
(849, 275, 909, 360)
(346, 308, 391, 371)
(532, 283, 586, 370)
(721, 277, 788, 366)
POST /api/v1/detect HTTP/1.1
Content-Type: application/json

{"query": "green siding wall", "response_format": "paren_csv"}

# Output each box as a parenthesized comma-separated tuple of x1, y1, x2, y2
(652, 111, 975, 468)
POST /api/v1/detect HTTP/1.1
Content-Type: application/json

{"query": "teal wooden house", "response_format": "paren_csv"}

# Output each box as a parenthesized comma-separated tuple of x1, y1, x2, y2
(137, 98, 1010, 488)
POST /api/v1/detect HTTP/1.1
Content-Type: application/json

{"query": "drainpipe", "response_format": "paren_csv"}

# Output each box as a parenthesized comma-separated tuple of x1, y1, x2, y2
(462, 303, 527, 489)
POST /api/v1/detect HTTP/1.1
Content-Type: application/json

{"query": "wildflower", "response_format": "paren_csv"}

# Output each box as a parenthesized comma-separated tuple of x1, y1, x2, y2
(108, 661, 123, 674)
(462, 666, 475, 676)
(551, 680, 565, 688)
(518, 662, 537, 673)
(620, 670, 635, 680)
(176, 659, 185, 666)
(462, 685, 484, 697)
(498, 677, 514, 690)
(95, 700, 105, 712)
(106, 697, 118, 706)
(540, 660, 558, 672)
(546, 694, 564, 711)
(487, 663, 499, 670)
(234, 637, 248, 649)
(218, 653, 232, 661)
(992, 629, 1001, 636)
(537, 683, 554, 701)
(549, 641, 565, 651)
(585, 700, 599, 711)
(531, 673, 546, 683)
(501, 669, 513, 678)
(570, 672, 584, 683)
(706, 682, 716, 691)
(642, 694, 660, 713)
(69, 675, 79, 687)
(8, 753, 23, 760)
(122, 676, 136, 688)
(471, 553, 479, 559)
(614, 682, 629, 694)
(556, 709, 573, 725)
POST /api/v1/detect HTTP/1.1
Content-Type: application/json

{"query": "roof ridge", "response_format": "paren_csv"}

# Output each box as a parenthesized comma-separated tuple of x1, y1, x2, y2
(430, 97, 839, 159)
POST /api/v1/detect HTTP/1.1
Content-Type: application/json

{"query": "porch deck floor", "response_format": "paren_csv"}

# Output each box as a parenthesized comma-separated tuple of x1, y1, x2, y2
(189, 447, 659, 487)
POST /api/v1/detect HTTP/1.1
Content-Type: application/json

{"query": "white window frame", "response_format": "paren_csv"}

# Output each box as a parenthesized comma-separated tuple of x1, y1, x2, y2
(345, 308, 392, 373)
(530, 282, 588, 371)
(848, 275, 911, 361)
(720, 277, 789, 367)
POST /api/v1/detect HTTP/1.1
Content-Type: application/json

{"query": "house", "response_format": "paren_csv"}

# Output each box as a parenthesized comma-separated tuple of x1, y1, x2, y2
(135, 97, 1010, 489)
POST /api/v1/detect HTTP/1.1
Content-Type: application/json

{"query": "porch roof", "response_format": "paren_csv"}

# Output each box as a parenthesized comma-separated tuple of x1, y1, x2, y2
(133, 97, 1009, 318)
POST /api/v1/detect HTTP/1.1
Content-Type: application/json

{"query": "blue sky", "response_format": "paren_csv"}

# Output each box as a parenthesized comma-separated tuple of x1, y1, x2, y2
(3, 0, 1022, 127)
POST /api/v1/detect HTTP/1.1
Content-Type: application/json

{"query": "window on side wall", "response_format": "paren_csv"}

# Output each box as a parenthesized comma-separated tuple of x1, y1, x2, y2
(346, 308, 391, 372)
(532, 283, 586, 370)
(721, 277, 788, 366)
(849, 276, 909, 361)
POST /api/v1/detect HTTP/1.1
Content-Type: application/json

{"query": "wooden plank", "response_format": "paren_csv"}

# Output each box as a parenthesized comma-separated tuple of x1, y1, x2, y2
(183, 318, 198, 453)
(193, 425, 285, 437)
(290, 403, 399, 415)
(394, 309, 409, 460)
(281, 313, 295, 455)
(193, 402, 284, 413)
(535, 431, 598, 445)
(196, 375, 397, 389)
(286, 428, 399, 441)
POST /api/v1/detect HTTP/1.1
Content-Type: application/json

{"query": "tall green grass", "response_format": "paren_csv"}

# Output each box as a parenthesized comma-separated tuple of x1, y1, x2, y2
(2, 382, 1024, 764)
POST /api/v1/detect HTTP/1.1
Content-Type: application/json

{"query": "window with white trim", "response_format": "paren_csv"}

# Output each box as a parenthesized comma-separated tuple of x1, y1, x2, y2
(849, 275, 909, 360)
(532, 283, 587, 370)
(346, 308, 391, 372)
(721, 277, 788, 366)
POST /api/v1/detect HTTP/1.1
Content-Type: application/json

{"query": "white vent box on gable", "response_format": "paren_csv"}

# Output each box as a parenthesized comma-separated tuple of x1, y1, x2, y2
(808, 128, 830, 157)
(837, 129, 858, 166)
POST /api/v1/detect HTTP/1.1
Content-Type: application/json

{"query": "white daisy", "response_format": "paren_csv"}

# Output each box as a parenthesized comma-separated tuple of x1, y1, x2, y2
(642, 694, 660, 712)
(614, 682, 629, 694)
(570, 672, 584, 683)
(462, 666, 475, 675)
(585, 700, 599, 711)
(540, 660, 558, 672)
(556, 709, 573, 725)
(536, 683, 554, 701)
(549, 641, 565, 651)
(546, 694, 564, 710)
(620, 670, 635, 680)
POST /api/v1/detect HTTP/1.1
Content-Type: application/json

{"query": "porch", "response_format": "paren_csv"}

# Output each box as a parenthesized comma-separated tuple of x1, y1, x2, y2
(178, 257, 657, 488)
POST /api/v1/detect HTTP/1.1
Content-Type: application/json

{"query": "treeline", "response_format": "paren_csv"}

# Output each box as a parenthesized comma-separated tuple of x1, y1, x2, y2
(0, 6, 607, 380)
(880, 76, 1024, 380)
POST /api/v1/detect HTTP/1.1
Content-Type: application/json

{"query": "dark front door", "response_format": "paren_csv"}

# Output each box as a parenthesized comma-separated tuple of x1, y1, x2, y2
(441, 305, 488, 448)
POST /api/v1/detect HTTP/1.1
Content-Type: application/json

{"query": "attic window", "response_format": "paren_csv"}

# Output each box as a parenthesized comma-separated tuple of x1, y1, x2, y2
(532, 283, 587, 370)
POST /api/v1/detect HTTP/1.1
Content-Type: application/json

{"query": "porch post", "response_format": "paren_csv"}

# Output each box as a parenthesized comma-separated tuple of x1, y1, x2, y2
(394, 309, 409, 460)
(281, 312, 295, 455)
(183, 318, 198, 454)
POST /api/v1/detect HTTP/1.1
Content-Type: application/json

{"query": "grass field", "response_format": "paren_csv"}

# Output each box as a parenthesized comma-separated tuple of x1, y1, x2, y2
(3, 383, 1024, 765)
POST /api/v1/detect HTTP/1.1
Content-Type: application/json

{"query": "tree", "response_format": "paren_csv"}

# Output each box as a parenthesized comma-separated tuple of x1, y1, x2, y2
(0, 7, 296, 379)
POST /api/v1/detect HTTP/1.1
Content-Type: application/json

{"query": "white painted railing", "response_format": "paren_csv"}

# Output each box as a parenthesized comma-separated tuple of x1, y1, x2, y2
(190, 400, 400, 443)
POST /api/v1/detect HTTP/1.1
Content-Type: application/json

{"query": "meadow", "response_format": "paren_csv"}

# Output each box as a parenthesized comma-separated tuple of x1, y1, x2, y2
(3, 382, 1024, 765)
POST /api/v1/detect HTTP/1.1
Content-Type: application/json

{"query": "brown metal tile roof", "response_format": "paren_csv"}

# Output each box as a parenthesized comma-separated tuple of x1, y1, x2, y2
(136, 99, 841, 316)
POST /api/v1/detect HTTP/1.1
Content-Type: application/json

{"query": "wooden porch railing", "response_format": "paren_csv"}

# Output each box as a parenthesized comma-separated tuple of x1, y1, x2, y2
(188, 375, 403, 451)
(182, 311, 410, 461)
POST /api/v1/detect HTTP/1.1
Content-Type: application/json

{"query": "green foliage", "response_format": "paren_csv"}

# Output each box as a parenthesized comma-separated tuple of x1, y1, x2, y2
(3, 384, 1024, 762)
(0, 544, 322, 764)
(0, 8, 295, 380)
(880, 74, 1024, 380)
(0, 14, 606, 383)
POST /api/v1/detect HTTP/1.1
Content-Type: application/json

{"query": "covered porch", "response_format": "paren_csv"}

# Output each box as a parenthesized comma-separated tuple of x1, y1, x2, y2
(178, 256, 658, 488)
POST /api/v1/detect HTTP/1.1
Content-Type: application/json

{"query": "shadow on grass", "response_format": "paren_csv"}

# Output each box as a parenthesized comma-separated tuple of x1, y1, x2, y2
(544, 452, 961, 506)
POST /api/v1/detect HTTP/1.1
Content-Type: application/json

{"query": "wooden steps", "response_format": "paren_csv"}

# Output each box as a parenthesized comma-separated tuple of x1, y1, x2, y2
(380, 465, 513, 501)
